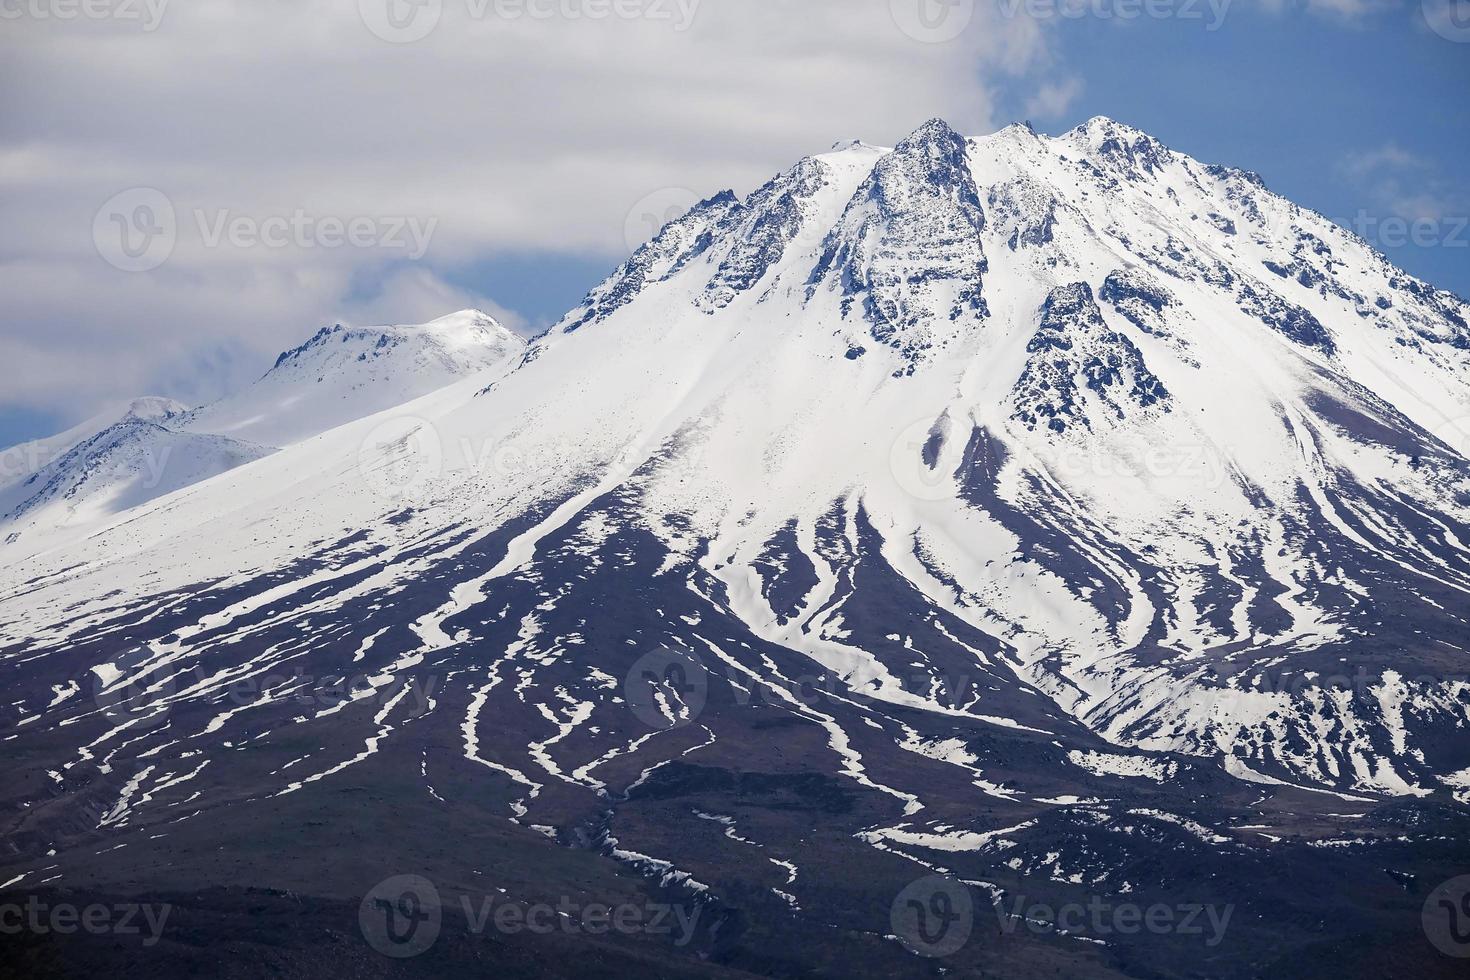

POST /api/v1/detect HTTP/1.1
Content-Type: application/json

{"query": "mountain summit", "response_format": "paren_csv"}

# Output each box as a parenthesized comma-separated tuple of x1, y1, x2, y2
(183, 308, 524, 447)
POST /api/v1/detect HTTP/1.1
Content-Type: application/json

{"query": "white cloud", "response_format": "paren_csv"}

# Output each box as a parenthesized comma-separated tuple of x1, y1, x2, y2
(1, 0, 1054, 428)
(1338, 144, 1421, 182)
(1337, 142, 1464, 223)
(1302, 0, 1396, 20)
(1023, 78, 1084, 121)
(1255, 0, 1400, 21)
(346, 266, 529, 333)
(1421, 0, 1470, 42)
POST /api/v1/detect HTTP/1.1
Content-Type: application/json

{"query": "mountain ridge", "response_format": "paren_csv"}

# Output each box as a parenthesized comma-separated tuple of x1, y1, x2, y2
(0, 311, 524, 550)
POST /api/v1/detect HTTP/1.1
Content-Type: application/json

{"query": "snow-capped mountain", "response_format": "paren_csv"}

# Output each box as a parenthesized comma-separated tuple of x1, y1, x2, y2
(180, 309, 525, 448)
(0, 396, 270, 547)
(0, 311, 524, 552)
(2, 119, 1468, 977)
(0, 396, 187, 493)
(0, 412, 271, 548)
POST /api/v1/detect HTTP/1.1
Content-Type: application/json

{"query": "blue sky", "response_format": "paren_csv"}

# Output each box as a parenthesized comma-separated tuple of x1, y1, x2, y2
(2, 0, 1466, 449)
(1030, 4, 1469, 297)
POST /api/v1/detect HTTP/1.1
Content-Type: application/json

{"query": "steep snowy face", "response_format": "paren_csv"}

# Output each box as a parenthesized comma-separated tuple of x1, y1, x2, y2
(808, 118, 990, 367)
(1, 119, 1469, 970)
(183, 309, 525, 447)
(1009, 281, 1171, 434)
(697, 158, 831, 312)
(558, 191, 745, 334)
(550, 142, 890, 340)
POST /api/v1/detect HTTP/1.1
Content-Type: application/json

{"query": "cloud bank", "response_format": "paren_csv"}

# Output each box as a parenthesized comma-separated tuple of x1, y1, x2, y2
(1, 0, 1053, 424)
